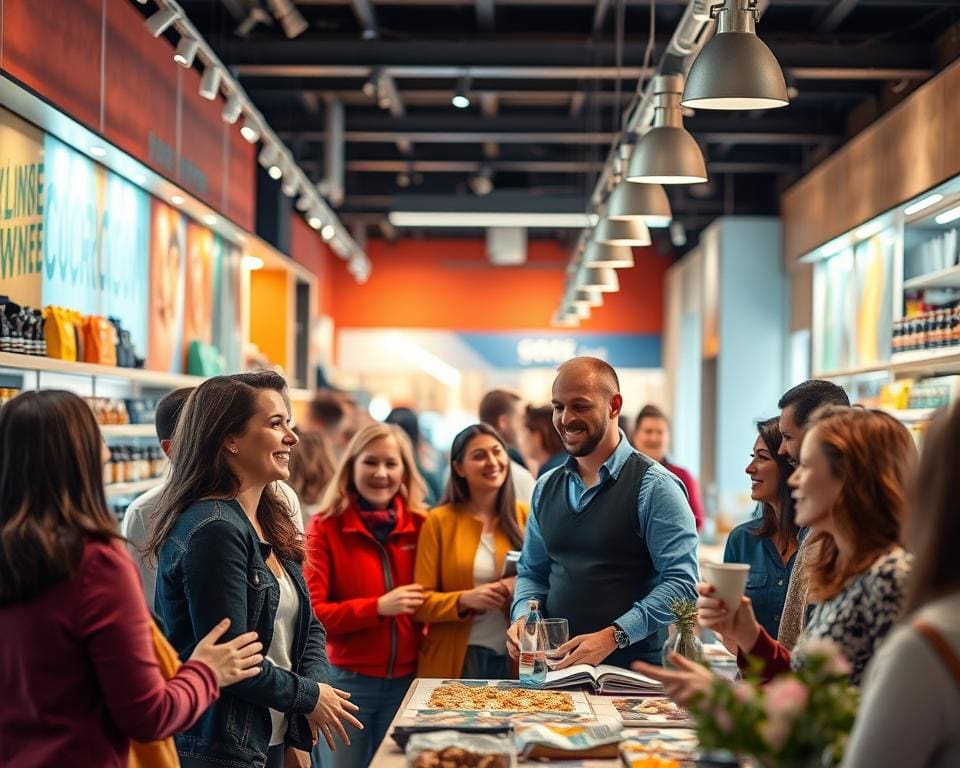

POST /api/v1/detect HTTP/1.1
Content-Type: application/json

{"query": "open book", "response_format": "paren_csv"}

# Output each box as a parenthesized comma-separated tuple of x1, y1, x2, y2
(541, 664, 664, 695)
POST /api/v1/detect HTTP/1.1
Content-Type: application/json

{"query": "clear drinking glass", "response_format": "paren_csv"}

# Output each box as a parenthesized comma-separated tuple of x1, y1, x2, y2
(540, 618, 569, 668)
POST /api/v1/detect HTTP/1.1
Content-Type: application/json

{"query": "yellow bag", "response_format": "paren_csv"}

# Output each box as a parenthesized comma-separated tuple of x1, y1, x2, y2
(42, 306, 77, 361)
(128, 620, 181, 768)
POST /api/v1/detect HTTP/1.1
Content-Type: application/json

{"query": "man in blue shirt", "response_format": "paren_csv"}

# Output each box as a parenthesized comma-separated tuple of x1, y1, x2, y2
(506, 357, 699, 667)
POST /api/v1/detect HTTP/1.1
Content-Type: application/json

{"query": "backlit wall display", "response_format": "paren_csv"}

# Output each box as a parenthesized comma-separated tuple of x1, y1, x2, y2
(212, 236, 243, 374)
(148, 200, 186, 372)
(41, 135, 151, 358)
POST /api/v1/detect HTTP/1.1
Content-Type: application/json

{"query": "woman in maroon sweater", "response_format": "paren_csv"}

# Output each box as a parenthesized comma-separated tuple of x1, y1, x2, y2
(0, 390, 264, 768)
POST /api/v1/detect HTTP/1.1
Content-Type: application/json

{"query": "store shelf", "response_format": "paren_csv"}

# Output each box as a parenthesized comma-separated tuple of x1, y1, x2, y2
(100, 424, 156, 438)
(105, 477, 162, 498)
(816, 347, 960, 380)
(904, 265, 960, 291)
(883, 408, 937, 422)
(288, 387, 314, 401)
(0, 352, 204, 388)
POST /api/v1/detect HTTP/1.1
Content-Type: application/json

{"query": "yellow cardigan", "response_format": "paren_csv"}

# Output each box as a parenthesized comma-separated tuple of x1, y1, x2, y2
(414, 502, 529, 679)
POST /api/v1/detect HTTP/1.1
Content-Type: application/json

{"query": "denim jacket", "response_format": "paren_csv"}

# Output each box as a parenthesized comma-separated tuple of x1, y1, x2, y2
(156, 498, 329, 767)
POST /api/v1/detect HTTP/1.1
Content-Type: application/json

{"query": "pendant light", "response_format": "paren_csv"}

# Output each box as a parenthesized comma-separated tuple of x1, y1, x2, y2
(552, 309, 580, 327)
(626, 75, 707, 185)
(571, 287, 603, 308)
(577, 265, 620, 293)
(583, 242, 635, 269)
(594, 218, 651, 247)
(606, 179, 672, 227)
(682, 0, 788, 111)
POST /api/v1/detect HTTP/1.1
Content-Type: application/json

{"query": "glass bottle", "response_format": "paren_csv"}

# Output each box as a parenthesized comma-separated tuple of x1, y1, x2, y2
(519, 598, 547, 686)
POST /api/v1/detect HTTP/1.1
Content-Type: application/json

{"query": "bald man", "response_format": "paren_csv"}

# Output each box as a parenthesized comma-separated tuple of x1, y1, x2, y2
(507, 357, 699, 668)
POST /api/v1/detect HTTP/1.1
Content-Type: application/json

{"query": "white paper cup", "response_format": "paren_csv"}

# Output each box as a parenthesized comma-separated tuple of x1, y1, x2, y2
(702, 562, 750, 612)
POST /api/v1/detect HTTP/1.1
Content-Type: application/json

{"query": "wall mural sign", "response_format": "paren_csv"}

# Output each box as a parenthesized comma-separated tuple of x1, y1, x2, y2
(0, 108, 46, 307)
(459, 332, 662, 369)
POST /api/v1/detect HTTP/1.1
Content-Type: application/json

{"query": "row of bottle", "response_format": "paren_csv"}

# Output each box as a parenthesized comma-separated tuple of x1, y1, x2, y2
(0, 298, 45, 356)
(891, 306, 960, 354)
(86, 397, 159, 426)
(104, 445, 167, 486)
(0, 388, 21, 407)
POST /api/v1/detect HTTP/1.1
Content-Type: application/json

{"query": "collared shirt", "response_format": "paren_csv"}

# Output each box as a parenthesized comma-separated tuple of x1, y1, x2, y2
(511, 432, 699, 646)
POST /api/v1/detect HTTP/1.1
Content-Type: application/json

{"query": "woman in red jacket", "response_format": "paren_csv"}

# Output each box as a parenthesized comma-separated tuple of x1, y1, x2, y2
(0, 390, 263, 768)
(305, 422, 428, 768)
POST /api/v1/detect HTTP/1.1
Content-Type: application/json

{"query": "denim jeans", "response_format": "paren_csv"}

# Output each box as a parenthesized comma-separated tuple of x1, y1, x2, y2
(461, 645, 510, 679)
(311, 666, 413, 768)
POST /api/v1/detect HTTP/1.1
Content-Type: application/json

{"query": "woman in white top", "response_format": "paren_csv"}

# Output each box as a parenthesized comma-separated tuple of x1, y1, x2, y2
(415, 423, 529, 679)
(844, 403, 960, 768)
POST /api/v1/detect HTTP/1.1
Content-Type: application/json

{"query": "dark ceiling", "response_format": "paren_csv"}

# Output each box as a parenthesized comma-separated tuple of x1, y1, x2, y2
(145, 0, 960, 252)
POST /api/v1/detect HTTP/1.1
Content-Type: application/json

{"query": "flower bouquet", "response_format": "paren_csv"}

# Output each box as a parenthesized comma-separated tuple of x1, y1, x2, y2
(687, 639, 859, 767)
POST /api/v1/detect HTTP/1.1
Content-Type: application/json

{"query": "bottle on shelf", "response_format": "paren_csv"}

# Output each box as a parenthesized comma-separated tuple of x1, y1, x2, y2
(518, 598, 547, 687)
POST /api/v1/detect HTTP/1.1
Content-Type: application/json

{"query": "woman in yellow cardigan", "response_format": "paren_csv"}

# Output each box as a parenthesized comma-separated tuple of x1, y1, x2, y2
(414, 423, 529, 679)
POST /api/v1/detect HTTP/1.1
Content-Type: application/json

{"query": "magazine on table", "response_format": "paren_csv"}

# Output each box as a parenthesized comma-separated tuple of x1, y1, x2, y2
(540, 664, 663, 694)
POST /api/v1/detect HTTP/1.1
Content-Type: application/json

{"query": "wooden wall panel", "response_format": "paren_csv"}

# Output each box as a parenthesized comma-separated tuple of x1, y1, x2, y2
(2, 0, 102, 131)
(820, 153, 849, 242)
(180, 66, 226, 211)
(843, 123, 883, 231)
(103, 0, 178, 178)
(943, 63, 960, 179)
(227, 127, 256, 232)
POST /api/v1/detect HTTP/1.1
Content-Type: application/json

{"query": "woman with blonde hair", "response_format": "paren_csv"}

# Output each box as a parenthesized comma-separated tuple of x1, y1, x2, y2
(305, 423, 428, 768)
(414, 423, 528, 680)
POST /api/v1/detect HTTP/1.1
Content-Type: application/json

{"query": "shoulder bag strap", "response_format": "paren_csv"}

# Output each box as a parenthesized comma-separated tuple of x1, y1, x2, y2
(914, 619, 960, 685)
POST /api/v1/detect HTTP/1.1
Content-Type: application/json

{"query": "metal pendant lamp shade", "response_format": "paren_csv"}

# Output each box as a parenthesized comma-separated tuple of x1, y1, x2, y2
(606, 180, 672, 227)
(577, 265, 620, 293)
(682, 1, 788, 110)
(583, 241, 635, 269)
(572, 287, 604, 308)
(594, 217, 651, 247)
(626, 75, 707, 185)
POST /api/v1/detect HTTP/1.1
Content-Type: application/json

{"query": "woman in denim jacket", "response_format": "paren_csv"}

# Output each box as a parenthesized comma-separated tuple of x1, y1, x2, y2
(149, 372, 363, 768)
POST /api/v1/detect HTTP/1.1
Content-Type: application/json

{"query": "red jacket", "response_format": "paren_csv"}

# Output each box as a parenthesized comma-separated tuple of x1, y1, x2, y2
(304, 497, 425, 678)
(662, 459, 706, 532)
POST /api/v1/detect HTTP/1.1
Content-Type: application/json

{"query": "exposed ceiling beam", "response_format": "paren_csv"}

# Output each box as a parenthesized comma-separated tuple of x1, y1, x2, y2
(481, 93, 499, 158)
(333, 159, 799, 174)
(816, 0, 861, 32)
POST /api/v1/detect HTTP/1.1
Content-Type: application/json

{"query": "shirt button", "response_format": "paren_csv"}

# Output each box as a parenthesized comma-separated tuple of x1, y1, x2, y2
(777, 579, 784, 586)
(774, 614, 780, 622)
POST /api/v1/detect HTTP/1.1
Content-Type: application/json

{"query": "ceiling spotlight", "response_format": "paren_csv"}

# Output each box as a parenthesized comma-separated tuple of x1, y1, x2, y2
(173, 35, 199, 68)
(296, 192, 312, 212)
(222, 92, 243, 124)
(396, 172, 411, 188)
(89, 146, 107, 158)
(281, 170, 299, 197)
(468, 166, 494, 196)
(199, 65, 222, 100)
(307, 209, 323, 229)
(452, 75, 471, 109)
(594, 217, 651, 247)
(321, 224, 336, 241)
(606, 180, 672, 227)
(577, 265, 620, 293)
(203, 214, 218, 226)
(270, 0, 309, 38)
(627, 75, 708, 185)
(682, 0, 788, 110)
(362, 71, 379, 98)
(170, 194, 185, 205)
(145, 7, 180, 37)
(258, 142, 281, 177)
(268, 165, 283, 180)
(583, 242, 635, 269)
(242, 255, 265, 270)
(240, 116, 260, 143)
(670, 221, 688, 247)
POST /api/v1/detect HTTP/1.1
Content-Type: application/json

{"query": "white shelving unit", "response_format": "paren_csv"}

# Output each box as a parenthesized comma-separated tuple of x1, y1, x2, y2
(883, 408, 937, 422)
(100, 424, 156, 438)
(0, 352, 204, 389)
(815, 346, 960, 380)
(105, 477, 162, 498)
(903, 265, 960, 291)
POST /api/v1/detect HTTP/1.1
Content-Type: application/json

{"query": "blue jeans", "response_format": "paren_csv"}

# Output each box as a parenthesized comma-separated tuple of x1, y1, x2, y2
(311, 667, 413, 768)
(461, 645, 510, 679)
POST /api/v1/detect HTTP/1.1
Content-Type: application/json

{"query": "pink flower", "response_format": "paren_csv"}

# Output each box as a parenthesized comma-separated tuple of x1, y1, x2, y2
(761, 716, 791, 751)
(763, 677, 809, 721)
(802, 637, 853, 678)
(732, 683, 756, 704)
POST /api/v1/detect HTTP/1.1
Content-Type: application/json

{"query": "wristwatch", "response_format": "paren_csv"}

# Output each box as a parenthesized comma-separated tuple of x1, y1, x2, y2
(611, 623, 630, 649)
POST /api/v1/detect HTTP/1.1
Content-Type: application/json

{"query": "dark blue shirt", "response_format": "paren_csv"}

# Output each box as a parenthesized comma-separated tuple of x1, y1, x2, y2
(723, 517, 798, 639)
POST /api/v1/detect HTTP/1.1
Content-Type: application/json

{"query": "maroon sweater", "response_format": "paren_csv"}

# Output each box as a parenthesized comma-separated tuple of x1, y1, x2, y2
(662, 459, 705, 532)
(0, 540, 218, 767)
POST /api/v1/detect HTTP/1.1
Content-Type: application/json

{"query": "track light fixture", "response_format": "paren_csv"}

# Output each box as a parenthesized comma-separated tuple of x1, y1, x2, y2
(199, 65, 222, 100)
(682, 0, 789, 110)
(321, 224, 336, 241)
(452, 75, 471, 109)
(258, 142, 283, 180)
(240, 115, 260, 143)
(221, 92, 243, 124)
(281, 168, 299, 197)
(626, 75, 708, 185)
(145, 6, 180, 37)
(173, 35, 199, 67)
(296, 192, 312, 212)
(307, 209, 324, 229)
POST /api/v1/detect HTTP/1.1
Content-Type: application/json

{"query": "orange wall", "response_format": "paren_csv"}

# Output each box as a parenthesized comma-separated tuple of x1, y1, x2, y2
(328, 238, 669, 333)
(249, 269, 289, 369)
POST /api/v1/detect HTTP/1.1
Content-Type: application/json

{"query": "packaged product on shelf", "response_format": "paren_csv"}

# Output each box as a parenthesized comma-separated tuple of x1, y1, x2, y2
(0, 389, 21, 406)
(43, 306, 80, 361)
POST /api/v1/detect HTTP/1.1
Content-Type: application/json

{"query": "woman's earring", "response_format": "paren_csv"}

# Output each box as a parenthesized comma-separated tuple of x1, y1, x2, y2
(229, 446, 239, 455)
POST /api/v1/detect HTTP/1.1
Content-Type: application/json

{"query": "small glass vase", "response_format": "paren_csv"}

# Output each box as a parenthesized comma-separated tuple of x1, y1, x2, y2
(661, 627, 704, 668)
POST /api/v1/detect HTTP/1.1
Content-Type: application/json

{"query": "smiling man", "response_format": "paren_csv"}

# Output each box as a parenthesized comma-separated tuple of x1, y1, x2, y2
(506, 357, 699, 668)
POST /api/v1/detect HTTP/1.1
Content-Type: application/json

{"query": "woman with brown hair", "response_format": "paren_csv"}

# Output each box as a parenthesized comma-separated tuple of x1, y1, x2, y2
(288, 430, 337, 525)
(149, 372, 362, 768)
(843, 403, 960, 767)
(414, 423, 528, 679)
(636, 407, 914, 694)
(518, 404, 566, 478)
(0, 390, 263, 767)
(304, 423, 428, 768)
